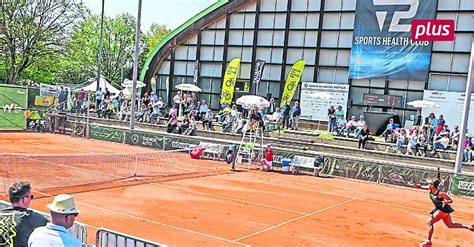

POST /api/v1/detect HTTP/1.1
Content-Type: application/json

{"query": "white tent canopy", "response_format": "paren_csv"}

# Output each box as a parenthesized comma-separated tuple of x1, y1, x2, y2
(80, 76, 121, 95)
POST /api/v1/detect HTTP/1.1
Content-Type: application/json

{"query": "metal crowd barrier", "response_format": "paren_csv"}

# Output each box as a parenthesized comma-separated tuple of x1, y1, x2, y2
(0, 200, 88, 244)
(96, 227, 166, 247)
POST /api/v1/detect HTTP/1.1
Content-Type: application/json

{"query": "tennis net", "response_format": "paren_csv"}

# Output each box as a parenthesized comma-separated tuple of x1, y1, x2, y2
(0, 150, 226, 195)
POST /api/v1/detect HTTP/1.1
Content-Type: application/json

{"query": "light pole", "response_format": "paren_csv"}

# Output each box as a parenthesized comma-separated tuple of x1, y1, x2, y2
(454, 40, 474, 174)
(129, 0, 142, 131)
(96, 0, 105, 91)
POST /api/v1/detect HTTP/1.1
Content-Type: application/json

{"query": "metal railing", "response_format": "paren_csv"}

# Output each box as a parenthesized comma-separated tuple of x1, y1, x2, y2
(96, 227, 166, 247)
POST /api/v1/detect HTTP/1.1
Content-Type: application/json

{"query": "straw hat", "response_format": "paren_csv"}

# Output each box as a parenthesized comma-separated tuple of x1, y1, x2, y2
(47, 194, 80, 214)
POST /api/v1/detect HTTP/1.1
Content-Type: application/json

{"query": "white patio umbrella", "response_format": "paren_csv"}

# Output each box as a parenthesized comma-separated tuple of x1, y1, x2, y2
(175, 83, 202, 92)
(407, 100, 440, 108)
(122, 79, 146, 88)
(236, 95, 270, 109)
(308, 91, 336, 100)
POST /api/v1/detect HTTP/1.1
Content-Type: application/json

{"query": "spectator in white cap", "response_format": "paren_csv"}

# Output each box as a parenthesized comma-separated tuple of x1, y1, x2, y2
(28, 194, 81, 247)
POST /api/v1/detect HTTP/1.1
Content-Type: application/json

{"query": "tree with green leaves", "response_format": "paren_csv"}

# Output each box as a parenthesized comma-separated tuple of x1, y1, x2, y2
(0, 0, 86, 84)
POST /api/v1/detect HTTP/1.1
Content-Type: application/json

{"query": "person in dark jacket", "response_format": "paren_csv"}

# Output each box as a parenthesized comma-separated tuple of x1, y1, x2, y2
(282, 101, 291, 129)
(0, 181, 48, 247)
(291, 101, 301, 130)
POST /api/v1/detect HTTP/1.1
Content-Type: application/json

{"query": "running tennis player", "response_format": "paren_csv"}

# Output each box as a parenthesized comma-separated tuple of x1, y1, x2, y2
(420, 179, 474, 246)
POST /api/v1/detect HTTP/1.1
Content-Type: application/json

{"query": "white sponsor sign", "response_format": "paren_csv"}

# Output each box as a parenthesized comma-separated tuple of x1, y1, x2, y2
(300, 82, 349, 121)
(458, 181, 474, 191)
(422, 90, 474, 135)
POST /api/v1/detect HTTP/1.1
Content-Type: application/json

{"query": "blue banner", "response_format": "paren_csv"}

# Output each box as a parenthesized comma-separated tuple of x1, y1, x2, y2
(349, 0, 438, 81)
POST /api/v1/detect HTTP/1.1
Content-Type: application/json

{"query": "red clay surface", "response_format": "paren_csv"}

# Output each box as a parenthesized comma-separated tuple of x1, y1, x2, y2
(1, 132, 473, 246)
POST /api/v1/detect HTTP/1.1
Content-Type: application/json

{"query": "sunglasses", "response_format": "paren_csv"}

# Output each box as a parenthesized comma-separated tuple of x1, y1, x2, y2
(22, 194, 34, 200)
(66, 213, 79, 218)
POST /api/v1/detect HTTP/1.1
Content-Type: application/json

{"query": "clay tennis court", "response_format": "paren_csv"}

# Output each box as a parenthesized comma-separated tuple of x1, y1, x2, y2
(1, 132, 473, 246)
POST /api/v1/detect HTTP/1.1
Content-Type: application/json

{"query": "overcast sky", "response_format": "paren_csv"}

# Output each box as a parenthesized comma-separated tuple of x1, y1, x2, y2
(81, 0, 218, 31)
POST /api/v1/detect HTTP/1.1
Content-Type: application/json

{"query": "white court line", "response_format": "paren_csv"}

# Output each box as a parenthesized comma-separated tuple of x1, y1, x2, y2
(151, 182, 306, 215)
(225, 175, 474, 221)
(233, 198, 357, 242)
(36, 191, 248, 246)
(22, 140, 96, 153)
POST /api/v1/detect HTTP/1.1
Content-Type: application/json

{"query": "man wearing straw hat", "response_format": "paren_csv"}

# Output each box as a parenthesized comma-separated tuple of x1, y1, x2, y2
(28, 194, 81, 247)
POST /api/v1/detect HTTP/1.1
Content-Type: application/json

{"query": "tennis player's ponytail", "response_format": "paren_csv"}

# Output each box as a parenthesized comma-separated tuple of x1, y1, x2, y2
(432, 167, 441, 189)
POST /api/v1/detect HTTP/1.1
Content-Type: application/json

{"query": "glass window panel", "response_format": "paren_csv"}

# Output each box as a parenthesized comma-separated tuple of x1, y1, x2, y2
(433, 39, 454, 52)
(244, 13, 256, 28)
(174, 61, 187, 75)
(198, 78, 211, 92)
(239, 63, 251, 79)
(292, 0, 308, 11)
(430, 53, 452, 72)
(428, 74, 449, 91)
(187, 46, 196, 60)
(229, 30, 244, 45)
(368, 88, 385, 94)
(185, 62, 195, 76)
(271, 48, 284, 63)
(325, 0, 342, 11)
(288, 31, 305, 46)
(201, 30, 216, 45)
(389, 80, 408, 89)
(436, 13, 456, 22)
(212, 47, 223, 61)
(256, 48, 272, 62)
(351, 79, 369, 87)
(308, 0, 321, 11)
(287, 48, 303, 64)
(216, 18, 226, 28)
(215, 31, 225, 45)
(268, 82, 281, 98)
(342, 0, 357, 11)
(230, 14, 245, 28)
(303, 49, 316, 65)
(260, 0, 276, 11)
(323, 13, 340, 29)
(200, 47, 214, 61)
(258, 81, 269, 97)
(301, 66, 314, 82)
(157, 76, 168, 90)
(340, 13, 355, 29)
(304, 31, 318, 47)
(457, 13, 474, 31)
(274, 14, 287, 29)
(211, 78, 222, 93)
(265, 65, 281, 80)
(243, 31, 254, 45)
(319, 49, 337, 66)
(452, 54, 470, 73)
(227, 47, 243, 61)
(460, 0, 474, 10)
(210, 95, 220, 109)
(437, 0, 458, 10)
(273, 31, 285, 46)
(258, 30, 274, 46)
(200, 63, 220, 77)
(174, 46, 188, 60)
(159, 61, 170, 74)
(338, 31, 353, 48)
(336, 50, 350, 66)
(259, 14, 275, 28)
(185, 35, 197, 45)
(321, 31, 339, 48)
(306, 14, 319, 29)
(242, 3, 256, 12)
(290, 14, 307, 29)
(406, 92, 424, 107)
(318, 68, 335, 83)
(448, 76, 467, 92)
(334, 69, 349, 84)
(276, 0, 287, 10)
(454, 33, 472, 52)
(408, 81, 425, 90)
(370, 79, 386, 88)
(350, 88, 368, 104)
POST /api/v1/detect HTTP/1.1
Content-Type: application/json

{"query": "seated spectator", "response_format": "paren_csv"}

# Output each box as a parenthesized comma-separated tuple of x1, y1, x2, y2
(395, 128, 407, 155)
(417, 128, 430, 156)
(358, 124, 370, 149)
(250, 107, 262, 133)
(96, 101, 107, 118)
(1, 181, 48, 246)
(150, 91, 158, 104)
(169, 104, 178, 118)
(233, 113, 245, 134)
(435, 114, 446, 136)
(463, 137, 472, 162)
(222, 112, 233, 133)
(382, 118, 399, 142)
(198, 100, 208, 121)
(450, 126, 460, 149)
(271, 107, 283, 130)
(148, 105, 161, 124)
(179, 118, 190, 134)
(202, 110, 214, 130)
(431, 133, 450, 154)
(28, 194, 81, 247)
(335, 117, 347, 136)
(103, 100, 114, 119)
(406, 129, 420, 156)
(167, 114, 178, 133)
(344, 116, 357, 137)
(354, 115, 366, 138)
(230, 104, 238, 119)
(155, 97, 164, 109)
(183, 117, 197, 136)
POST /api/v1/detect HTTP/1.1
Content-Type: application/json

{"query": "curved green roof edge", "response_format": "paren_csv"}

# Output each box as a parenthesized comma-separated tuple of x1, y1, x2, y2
(139, 0, 230, 82)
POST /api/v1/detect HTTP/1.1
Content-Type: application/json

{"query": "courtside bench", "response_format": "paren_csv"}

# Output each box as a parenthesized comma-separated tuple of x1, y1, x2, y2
(290, 155, 324, 176)
(199, 141, 225, 160)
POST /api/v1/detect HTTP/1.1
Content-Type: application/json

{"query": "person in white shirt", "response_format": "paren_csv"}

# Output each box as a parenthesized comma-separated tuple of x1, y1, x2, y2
(354, 115, 366, 138)
(95, 87, 104, 108)
(173, 91, 181, 105)
(28, 194, 81, 247)
(431, 133, 450, 154)
(272, 107, 283, 130)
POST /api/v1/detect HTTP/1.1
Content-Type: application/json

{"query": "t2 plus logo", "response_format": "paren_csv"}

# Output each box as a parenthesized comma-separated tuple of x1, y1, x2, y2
(412, 20, 455, 41)
(372, 0, 455, 41)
